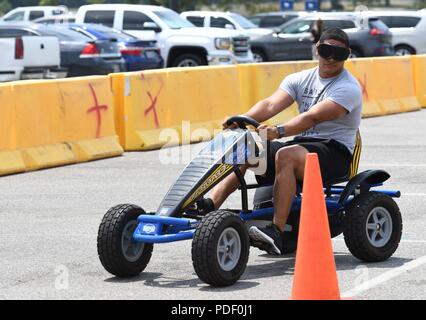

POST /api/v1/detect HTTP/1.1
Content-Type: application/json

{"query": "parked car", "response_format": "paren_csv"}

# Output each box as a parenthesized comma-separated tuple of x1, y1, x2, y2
(34, 13, 76, 24)
(0, 6, 68, 23)
(365, 10, 426, 55)
(248, 11, 305, 29)
(181, 11, 272, 40)
(67, 23, 163, 71)
(75, 4, 254, 67)
(0, 24, 125, 77)
(0, 26, 67, 81)
(249, 12, 393, 62)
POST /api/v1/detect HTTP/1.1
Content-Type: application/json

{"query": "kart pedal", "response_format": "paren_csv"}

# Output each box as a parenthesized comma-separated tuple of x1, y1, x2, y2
(196, 198, 215, 216)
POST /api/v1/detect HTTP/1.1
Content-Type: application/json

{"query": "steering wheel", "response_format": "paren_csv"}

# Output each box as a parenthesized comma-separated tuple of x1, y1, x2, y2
(225, 115, 260, 130)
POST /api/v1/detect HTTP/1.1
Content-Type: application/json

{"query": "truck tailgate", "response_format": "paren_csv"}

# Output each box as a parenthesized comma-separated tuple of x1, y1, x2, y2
(0, 38, 18, 68)
(22, 36, 60, 67)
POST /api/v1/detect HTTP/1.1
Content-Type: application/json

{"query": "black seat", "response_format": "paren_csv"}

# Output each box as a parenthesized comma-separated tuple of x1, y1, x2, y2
(324, 130, 362, 188)
(252, 131, 362, 205)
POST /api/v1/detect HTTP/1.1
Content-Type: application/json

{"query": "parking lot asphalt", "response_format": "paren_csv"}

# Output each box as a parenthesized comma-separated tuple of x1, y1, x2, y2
(0, 109, 425, 300)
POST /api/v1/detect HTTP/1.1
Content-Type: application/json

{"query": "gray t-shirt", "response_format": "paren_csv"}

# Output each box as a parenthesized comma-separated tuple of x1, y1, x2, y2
(279, 67, 362, 154)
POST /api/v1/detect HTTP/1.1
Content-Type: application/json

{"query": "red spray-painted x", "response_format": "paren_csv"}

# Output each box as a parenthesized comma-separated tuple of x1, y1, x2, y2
(87, 84, 108, 138)
(357, 74, 369, 101)
(141, 74, 164, 129)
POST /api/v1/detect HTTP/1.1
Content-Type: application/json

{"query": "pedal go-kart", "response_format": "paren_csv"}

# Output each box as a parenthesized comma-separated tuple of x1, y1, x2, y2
(97, 115, 403, 287)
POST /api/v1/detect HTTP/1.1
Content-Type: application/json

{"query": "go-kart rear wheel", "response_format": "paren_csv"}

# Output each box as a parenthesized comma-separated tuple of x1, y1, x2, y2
(343, 192, 402, 262)
(192, 211, 250, 287)
(97, 204, 153, 278)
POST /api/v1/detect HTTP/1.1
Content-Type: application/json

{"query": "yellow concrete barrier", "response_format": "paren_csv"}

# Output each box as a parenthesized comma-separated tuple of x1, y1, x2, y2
(412, 54, 426, 108)
(111, 56, 421, 152)
(345, 56, 421, 117)
(0, 84, 26, 175)
(111, 66, 242, 151)
(0, 76, 123, 176)
(246, 61, 318, 126)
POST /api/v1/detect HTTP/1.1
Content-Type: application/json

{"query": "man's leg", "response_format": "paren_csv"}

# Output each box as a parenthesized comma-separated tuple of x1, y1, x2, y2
(249, 145, 308, 254)
(209, 165, 249, 210)
(273, 145, 309, 231)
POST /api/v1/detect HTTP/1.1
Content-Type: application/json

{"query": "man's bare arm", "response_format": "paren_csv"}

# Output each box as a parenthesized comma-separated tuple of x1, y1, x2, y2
(282, 99, 349, 137)
(244, 89, 295, 123)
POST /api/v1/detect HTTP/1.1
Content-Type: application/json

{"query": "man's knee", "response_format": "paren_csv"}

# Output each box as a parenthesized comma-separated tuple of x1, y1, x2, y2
(275, 146, 307, 175)
(275, 147, 298, 168)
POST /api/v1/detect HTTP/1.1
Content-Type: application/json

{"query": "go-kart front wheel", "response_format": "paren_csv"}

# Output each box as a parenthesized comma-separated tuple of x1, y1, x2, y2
(97, 204, 153, 278)
(343, 192, 402, 262)
(192, 211, 250, 287)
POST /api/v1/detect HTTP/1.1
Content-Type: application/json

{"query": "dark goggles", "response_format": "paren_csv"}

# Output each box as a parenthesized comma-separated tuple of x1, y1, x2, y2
(317, 43, 350, 62)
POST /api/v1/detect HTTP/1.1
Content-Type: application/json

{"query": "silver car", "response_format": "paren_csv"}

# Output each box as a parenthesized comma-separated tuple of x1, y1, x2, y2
(365, 10, 426, 55)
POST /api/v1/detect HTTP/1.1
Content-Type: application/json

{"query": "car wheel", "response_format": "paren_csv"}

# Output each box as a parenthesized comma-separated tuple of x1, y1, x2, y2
(97, 204, 153, 278)
(192, 211, 250, 287)
(252, 49, 267, 63)
(395, 45, 415, 56)
(172, 53, 206, 67)
(343, 192, 402, 262)
(349, 49, 362, 59)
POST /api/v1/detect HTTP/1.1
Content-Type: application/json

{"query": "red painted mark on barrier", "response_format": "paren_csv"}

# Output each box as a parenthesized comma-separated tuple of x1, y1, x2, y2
(141, 74, 163, 129)
(357, 74, 369, 101)
(87, 84, 108, 138)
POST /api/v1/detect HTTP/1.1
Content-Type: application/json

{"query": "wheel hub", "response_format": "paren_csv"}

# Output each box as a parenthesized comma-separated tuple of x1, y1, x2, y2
(366, 207, 393, 248)
(121, 221, 144, 262)
(217, 227, 241, 272)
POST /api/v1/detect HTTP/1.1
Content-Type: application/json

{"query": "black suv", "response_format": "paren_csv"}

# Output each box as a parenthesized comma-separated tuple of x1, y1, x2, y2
(249, 12, 394, 62)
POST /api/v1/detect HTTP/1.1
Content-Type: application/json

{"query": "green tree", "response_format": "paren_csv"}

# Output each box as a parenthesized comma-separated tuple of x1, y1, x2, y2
(39, 0, 59, 5)
(87, 0, 106, 4)
(0, 0, 11, 14)
(0, 0, 10, 11)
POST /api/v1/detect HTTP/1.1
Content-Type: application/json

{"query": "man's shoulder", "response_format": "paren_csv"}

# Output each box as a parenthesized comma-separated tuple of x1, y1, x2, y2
(287, 67, 318, 83)
(341, 69, 361, 88)
(299, 66, 319, 78)
(333, 69, 362, 95)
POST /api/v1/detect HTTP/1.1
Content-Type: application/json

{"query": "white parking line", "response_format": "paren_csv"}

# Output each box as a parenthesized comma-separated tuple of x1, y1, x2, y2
(361, 164, 426, 167)
(399, 239, 426, 243)
(342, 255, 426, 297)
(333, 238, 426, 244)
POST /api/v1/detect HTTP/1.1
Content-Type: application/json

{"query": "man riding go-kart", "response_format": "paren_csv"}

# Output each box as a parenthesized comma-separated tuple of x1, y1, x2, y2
(97, 28, 402, 287)
(200, 28, 362, 255)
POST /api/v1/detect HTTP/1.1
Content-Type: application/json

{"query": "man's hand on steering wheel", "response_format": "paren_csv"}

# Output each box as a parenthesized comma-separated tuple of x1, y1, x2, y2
(222, 115, 260, 130)
(256, 124, 280, 141)
(222, 117, 239, 130)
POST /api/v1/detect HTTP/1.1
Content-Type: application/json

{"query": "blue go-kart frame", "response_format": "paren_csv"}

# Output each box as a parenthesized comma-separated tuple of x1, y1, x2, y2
(98, 116, 402, 287)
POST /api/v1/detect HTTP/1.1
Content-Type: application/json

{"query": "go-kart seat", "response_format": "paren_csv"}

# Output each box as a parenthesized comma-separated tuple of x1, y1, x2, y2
(323, 130, 362, 188)
(251, 131, 362, 205)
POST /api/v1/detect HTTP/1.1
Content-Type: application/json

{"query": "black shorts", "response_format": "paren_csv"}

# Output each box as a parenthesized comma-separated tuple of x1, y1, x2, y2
(255, 137, 353, 185)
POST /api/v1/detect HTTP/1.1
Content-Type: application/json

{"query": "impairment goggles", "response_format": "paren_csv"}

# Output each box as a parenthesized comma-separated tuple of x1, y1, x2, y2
(318, 43, 350, 62)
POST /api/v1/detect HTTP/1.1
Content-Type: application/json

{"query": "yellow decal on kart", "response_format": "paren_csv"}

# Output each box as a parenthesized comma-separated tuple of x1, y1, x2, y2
(183, 164, 234, 208)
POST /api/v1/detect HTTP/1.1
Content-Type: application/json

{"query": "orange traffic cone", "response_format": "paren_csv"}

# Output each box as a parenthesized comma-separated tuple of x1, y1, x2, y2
(291, 153, 341, 300)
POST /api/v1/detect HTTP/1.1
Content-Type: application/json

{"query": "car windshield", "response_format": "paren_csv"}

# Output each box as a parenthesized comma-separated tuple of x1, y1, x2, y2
(229, 13, 257, 29)
(280, 19, 313, 34)
(153, 10, 194, 29)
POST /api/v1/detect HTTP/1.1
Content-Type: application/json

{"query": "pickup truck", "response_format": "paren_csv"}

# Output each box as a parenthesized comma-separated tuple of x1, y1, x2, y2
(75, 4, 254, 68)
(0, 6, 68, 23)
(0, 32, 67, 82)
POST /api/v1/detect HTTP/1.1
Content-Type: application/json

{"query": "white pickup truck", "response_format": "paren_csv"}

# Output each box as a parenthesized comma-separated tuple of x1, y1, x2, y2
(0, 33, 67, 82)
(0, 6, 68, 23)
(75, 4, 254, 67)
